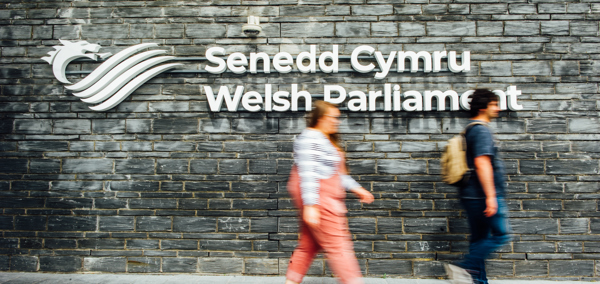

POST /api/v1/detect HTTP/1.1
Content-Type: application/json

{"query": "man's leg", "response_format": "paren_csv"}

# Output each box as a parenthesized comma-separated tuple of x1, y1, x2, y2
(477, 198, 511, 284)
(460, 198, 511, 284)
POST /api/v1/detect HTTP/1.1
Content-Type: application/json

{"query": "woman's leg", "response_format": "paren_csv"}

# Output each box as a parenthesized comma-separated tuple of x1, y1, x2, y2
(315, 213, 363, 284)
(286, 224, 320, 283)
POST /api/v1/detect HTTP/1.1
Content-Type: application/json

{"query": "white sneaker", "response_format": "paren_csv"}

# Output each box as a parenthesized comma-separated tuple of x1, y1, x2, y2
(444, 263, 473, 284)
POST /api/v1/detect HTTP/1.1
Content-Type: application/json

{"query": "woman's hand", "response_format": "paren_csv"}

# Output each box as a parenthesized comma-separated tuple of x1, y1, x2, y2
(303, 205, 320, 229)
(351, 187, 374, 204)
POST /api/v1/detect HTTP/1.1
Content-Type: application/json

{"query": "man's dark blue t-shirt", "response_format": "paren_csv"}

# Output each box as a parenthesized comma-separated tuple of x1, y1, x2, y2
(460, 120, 506, 199)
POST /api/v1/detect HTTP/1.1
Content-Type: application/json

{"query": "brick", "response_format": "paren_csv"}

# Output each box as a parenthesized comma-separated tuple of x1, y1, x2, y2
(127, 257, 160, 273)
(136, 216, 172, 232)
(0, 26, 31, 40)
(568, 118, 600, 133)
(0, 216, 14, 230)
(250, 218, 278, 233)
(372, 22, 397, 37)
(179, 199, 207, 210)
(127, 240, 159, 250)
(560, 218, 589, 234)
(19, 141, 68, 152)
(249, 159, 277, 174)
(157, 159, 189, 174)
(427, 22, 475, 36)
(512, 219, 558, 234)
(232, 199, 277, 210)
(186, 24, 227, 38)
(126, 119, 151, 133)
(219, 159, 247, 174)
(0, 198, 44, 208)
(199, 258, 243, 273)
(0, 239, 18, 248)
(549, 260, 594, 276)
(404, 218, 447, 233)
(200, 240, 251, 251)
(232, 118, 278, 134)
(163, 258, 197, 272)
(245, 258, 278, 274)
(54, 119, 91, 134)
(173, 217, 216, 233)
(92, 119, 126, 134)
(79, 239, 124, 249)
(39, 256, 81, 272)
(547, 160, 598, 175)
(0, 159, 28, 173)
(414, 261, 445, 277)
(45, 239, 77, 249)
(48, 216, 96, 231)
(0, 119, 12, 134)
(378, 160, 427, 174)
(553, 61, 580, 76)
(63, 159, 113, 174)
(130, 199, 177, 209)
(513, 61, 551, 76)
(115, 159, 155, 174)
(367, 259, 412, 275)
(514, 242, 555, 253)
(31, 159, 61, 174)
(504, 21, 539, 36)
(108, 181, 159, 192)
(10, 256, 38, 272)
(153, 119, 198, 134)
(281, 23, 334, 37)
(12, 181, 49, 191)
(83, 257, 126, 272)
(515, 261, 548, 276)
(336, 22, 370, 37)
(541, 21, 569, 35)
(99, 216, 134, 231)
(408, 118, 441, 134)
(161, 239, 197, 250)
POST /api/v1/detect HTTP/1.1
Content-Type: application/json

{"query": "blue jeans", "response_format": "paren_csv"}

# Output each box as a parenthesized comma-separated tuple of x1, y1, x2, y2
(458, 197, 511, 284)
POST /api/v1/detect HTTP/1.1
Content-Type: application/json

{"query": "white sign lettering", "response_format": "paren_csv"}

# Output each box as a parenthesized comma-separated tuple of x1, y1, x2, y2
(44, 40, 521, 112)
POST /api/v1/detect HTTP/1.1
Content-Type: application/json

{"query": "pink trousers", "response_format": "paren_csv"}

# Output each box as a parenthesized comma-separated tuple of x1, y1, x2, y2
(286, 165, 363, 284)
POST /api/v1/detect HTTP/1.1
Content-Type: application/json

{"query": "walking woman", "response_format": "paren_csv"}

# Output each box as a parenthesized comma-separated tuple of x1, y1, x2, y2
(285, 101, 374, 284)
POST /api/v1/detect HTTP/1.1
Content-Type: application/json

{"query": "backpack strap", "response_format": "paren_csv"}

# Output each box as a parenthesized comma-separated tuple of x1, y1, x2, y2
(459, 121, 489, 154)
(460, 121, 488, 136)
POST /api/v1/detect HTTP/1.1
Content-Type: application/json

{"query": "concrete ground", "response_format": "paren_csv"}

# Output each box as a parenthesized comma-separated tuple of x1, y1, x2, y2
(0, 273, 595, 284)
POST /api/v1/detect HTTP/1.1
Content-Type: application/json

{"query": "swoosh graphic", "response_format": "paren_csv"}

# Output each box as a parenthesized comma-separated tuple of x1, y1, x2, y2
(73, 50, 168, 99)
(66, 43, 159, 91)
(81, 56, 175, 104)
(89, 63, 182, 111)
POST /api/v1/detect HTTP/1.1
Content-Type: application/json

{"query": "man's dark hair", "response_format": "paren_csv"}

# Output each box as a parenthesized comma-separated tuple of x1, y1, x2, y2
(469, 89, 498, 118)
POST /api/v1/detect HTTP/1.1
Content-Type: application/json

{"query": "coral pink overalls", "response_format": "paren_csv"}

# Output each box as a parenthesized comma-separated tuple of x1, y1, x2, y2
(286, 152, 363, 284)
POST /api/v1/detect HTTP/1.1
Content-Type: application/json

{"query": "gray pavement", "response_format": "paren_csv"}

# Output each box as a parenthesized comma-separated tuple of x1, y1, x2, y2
(0, 273, 595, 284)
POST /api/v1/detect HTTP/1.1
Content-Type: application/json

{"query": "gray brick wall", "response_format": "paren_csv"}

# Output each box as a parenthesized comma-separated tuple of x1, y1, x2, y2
(0, 0, 599, 280)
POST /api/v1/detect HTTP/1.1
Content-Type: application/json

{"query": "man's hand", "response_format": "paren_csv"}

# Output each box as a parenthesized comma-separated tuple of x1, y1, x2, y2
(351, 187, 374, 204)
(303, 205, 320, 229)
(484, 197, 498, 217)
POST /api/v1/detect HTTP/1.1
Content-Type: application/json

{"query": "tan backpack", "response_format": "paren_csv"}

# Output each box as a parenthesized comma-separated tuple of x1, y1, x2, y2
(441, 122, 486, 187)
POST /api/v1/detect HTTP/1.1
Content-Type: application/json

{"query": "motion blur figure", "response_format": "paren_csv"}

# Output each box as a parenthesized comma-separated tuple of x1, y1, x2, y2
(285, 101, 374, 284)
(445, 90, 511, 284)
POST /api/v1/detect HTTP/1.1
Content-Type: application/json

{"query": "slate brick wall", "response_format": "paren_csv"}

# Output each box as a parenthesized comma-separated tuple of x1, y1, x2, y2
(1, 0, 599, 280)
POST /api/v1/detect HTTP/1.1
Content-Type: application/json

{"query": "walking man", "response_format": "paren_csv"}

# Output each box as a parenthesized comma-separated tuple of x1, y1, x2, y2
(445, 89, 511, 284)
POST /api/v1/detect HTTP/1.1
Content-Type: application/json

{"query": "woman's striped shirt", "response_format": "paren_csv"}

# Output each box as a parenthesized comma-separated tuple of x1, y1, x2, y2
(293, 129, 361, 206)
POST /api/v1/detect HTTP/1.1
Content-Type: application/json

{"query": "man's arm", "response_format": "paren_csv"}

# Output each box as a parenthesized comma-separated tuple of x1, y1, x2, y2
(474, 155, 497, 217)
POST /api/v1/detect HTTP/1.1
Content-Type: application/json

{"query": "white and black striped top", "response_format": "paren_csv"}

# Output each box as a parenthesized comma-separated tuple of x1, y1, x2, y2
(293, 129, 361, 206)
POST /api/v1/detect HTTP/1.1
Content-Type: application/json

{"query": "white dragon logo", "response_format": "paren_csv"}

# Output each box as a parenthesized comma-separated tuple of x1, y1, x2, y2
(42, 40, 181, 111)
